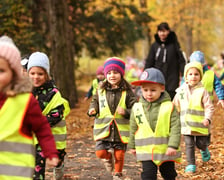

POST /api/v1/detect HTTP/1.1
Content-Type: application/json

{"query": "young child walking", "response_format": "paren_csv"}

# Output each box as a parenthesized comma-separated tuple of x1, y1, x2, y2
(173, 61, 214, 173)
(27, 52, 70, 180)
(84, 65, 105, 101)
(88, 57, 137, 179)
(0, 36, 59, 180)
(129, 68, 181, 180)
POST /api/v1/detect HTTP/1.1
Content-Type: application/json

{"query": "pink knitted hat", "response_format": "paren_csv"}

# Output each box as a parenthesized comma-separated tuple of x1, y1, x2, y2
(96, 66, 104, 75)
(0, 36, 22, 79)
(104, 57, 125, 76)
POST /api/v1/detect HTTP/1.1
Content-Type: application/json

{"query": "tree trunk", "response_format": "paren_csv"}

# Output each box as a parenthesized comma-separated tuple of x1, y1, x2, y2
(46, 0, 78, 108)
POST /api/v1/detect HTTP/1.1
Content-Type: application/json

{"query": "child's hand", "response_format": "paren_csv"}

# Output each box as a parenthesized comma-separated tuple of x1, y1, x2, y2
(165, 147, 177, 156)
(46, 157, 59, 167)
(129, 149, 136, 156)
(116, 107, 125, 115)
(203, 119, 210, 126)
(88, 108, 96, 116)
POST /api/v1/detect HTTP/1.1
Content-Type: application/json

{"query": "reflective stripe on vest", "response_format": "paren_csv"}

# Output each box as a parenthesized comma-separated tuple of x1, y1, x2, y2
(0, 93, 35, 180)
(93, 90, 129, 143)
(42, 91, 70, 149)
(133, 102, 181, 165)
(179, 87, 208, 135)
(202, 70, 214, 101)
(92, 79, 99, 95)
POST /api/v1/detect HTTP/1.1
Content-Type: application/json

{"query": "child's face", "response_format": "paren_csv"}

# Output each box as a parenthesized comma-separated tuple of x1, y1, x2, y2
(96, 74, 105, 81)
(28, 66, 48, 87)
(0, 58, 13, 92)
(141, 83, 164, 102)
(186, 67, 201, 87)
(106, 70, 121, 88)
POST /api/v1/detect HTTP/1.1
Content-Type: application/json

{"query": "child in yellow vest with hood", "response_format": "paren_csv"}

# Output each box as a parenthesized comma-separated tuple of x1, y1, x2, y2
(173, 61, 214, 173)
(129, 68, 181, 180)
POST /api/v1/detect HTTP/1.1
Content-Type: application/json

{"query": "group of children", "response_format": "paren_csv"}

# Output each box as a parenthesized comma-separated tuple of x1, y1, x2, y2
(0, 35, 70, 180)
(87, 51, 223, 179)
(0, 34, 222, 180)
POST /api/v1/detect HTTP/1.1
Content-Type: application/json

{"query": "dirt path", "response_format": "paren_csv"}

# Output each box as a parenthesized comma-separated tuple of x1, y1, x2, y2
(46, 97, 224, 180)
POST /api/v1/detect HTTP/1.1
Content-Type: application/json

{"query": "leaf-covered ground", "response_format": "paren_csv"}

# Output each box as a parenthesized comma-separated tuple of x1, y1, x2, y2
(46, 93, 224, 180)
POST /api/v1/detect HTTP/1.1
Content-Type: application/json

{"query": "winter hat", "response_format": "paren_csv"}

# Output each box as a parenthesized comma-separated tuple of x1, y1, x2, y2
(189, 51, 205, 64)
(27, 52, 50, 75)
(0, 35, 22, 79)
(96, 66, 104, 75)
(104, 57, 125, 76)
(184, 61, 203, 80)
(131, 68, 165, 86)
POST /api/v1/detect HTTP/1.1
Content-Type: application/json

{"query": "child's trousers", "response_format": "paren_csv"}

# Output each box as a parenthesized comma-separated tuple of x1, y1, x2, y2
(141, 160, 177, 180)
(184, 135, 207, 165)
(96, 149, 125, 173)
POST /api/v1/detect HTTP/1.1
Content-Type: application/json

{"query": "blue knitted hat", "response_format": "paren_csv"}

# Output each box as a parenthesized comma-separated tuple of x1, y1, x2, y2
(27, 52, 50, 75)
(189, 51, 205, 64)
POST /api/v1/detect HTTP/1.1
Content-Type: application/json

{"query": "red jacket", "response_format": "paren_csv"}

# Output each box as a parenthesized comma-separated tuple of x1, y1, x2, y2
(0, 93, 58, 159)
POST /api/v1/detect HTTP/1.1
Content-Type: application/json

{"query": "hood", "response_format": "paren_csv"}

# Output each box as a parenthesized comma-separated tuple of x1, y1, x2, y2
(154, 31, 178, 45)
(4, 76, 33, 96)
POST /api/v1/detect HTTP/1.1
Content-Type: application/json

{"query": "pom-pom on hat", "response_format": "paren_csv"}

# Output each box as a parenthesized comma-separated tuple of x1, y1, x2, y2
(132, 68, 165, 86)
(189, 51, 205, 64)
(104, 57, 125, 76)
(184, 61, 203, 81)
(27, 52, 50, 75)
(96, 66, 104, 75)
(0, 35, 22, 79)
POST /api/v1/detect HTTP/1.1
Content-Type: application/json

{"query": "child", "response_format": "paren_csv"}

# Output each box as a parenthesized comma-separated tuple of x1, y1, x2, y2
(21, 54, 29, 76)
(88, 57, 137, 179)
(173, 61, 214, 173)
(84, 65, 105, 101)
(27, 52, 70, 180)
(189, 51, 224, 145)
(0, 36, 59, 180)
(129, 68, 181, 180)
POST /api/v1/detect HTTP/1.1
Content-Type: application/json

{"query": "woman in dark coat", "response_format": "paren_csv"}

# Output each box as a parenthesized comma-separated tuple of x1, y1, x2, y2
(145, 22, 186, 99)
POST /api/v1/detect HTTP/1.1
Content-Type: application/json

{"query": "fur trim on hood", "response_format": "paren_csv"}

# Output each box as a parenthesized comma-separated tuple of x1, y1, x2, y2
(4, 76, 33, 97)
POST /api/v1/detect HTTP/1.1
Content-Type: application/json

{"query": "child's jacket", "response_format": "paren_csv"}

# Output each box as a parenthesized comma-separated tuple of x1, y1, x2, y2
(89, 80, 137, 143)
(129, 91, 181, 165)
(173, 82, 214, 135)
(32, 80, 70, 149)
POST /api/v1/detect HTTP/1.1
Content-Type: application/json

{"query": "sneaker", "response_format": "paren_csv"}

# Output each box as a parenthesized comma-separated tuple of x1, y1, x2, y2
(200, 148, 211, 162)
(113, 172, 122, 180)
(102, 149, 114, 172)
(185, 164, 196, 173)
(53, 163, 64, 180)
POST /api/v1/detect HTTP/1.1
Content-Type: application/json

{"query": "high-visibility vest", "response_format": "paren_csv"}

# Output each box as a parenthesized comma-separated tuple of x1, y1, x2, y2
(179, 87, 208, 135)
(42, 91, 70, 149)
(125, 68, 138, 83)
(0, 93, 35, 180)
(92, 79, 99, 95)
(202, 70, 214, 101)
(133, 101, 181, 166)
(93, 90, 129, 143)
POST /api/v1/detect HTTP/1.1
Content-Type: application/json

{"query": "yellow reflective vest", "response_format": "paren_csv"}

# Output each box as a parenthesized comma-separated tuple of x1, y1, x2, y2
(93, 90, 129, 143)
(179, 87, 208, 135)
(0, 93, 35, 180)
(42, 92, 70, 149)
(92, 79, 99, 95)
(201, 70, 214, 101)
(133, 101, 181, 166)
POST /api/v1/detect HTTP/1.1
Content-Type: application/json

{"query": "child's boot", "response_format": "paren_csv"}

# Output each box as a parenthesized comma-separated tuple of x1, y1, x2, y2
(53, 163, 64, 180)
(185, 164, 196, 173)
(200, 148, 211, 162)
